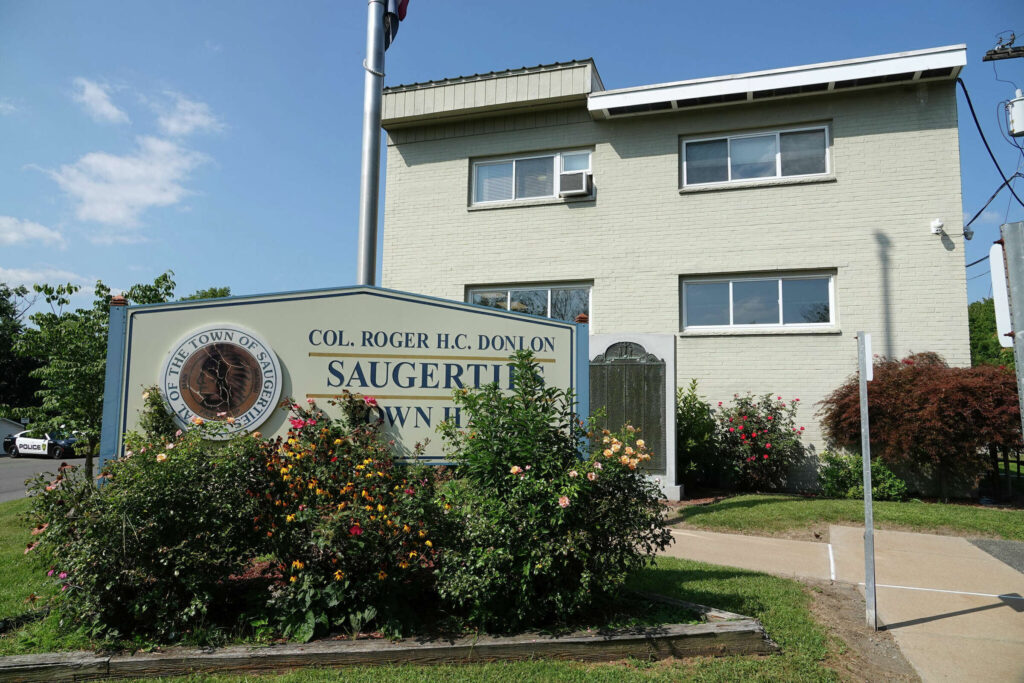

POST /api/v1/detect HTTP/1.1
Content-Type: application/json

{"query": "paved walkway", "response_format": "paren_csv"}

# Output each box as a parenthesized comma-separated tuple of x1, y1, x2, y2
(664, 525, 1024, 682)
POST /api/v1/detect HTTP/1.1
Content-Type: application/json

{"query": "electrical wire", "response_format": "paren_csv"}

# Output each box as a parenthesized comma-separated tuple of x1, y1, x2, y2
(966, 255, 990, 268)
(964, 173, 1024, 229)
(968, 270, 991, 281)
(957, 78, 1024, 209)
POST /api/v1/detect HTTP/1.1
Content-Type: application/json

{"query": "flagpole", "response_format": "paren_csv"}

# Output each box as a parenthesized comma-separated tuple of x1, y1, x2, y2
(357, 0, 386, 286)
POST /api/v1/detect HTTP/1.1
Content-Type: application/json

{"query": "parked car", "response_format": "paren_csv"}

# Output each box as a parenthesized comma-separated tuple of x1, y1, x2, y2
(6, 430, 78, 459)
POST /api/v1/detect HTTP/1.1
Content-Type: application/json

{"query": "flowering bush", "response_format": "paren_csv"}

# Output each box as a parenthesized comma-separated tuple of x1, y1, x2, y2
(254, 394, 442, 642)
(437, 350, 670, 630)
(25, 417, 266, 641)
(714, 393, 808, 491)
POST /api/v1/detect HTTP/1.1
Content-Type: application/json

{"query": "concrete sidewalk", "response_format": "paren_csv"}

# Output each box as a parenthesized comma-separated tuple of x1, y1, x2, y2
(664, 526, 1024, 682)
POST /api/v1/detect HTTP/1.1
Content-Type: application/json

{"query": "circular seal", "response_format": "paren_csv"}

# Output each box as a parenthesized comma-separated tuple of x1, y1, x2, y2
(160, 324, 282, 439)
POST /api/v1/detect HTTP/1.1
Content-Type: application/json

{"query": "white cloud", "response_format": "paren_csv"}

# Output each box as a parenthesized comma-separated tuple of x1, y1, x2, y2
(0, 267, 87, 288)
(46, 136, 208, 234)
(155, 91, 224, 136)
(0, 99, 16, 115)
(72, 77, 129, 124)
(0, 216, 66, 249)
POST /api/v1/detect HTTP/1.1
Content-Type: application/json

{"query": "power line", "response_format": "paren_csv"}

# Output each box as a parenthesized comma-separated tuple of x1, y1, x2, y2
(967, 255, 990, 268)
(957, 78, 1024, 210)
(964, 173, 1024, 229)
(968, 270, 991, 281)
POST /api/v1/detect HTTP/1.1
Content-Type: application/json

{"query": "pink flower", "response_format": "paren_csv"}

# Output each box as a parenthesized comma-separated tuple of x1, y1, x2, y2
(569, 470, 579, 478)
(777, 396, 783, 400)
(510, 465, 522, 475)
(306, 398, 315, 404)
(175, 429, 183, 437)
(766, 416, 773, 421)
(404, 488, 414, 495)
(307, 419, 317, 426)
(59, 572, 67, 579)
(61, 585, 68, 592)
(763, 454, 769, 459)
(729, 427, 735, 432)
(166, 443, 174, 450)
(587, 472, 597, 481)
(766, 443, 771, 449)
(593, 462, 602, 470)
(524, 465, 531, 470)
(558, 496, 570, 508)
(363, 396, 378, 407)
(289, 418, 305, 429)
(349, 525, 364, 536)
(795, 398, 800, 402)
(47, 569, 54, 577)
(217, 411, 227, 417)
(799, 426, 805, 431)
(292, 403, 301, 411)
(717, 401, 723, 406)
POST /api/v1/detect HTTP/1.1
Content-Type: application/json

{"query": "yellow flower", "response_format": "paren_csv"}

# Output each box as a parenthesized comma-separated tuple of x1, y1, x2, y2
(333, 570, 344, 581)
(156, 453, 167, 462)
(334, 439, 343, 445)
(602, 436, 610, 444)
(291, 560, 305, 570)
(620, 455, 630, 466)
(289, 576, 297, 583)
(425, 540, 433, 548)
(418, 529, 426, 538)
(378, 571, 388, 580)
(402, 524, 411, 533)
(636, 439, 646, 448)
(286, 514, 296, 523)
(603, 449, 613, 457)
(191, 416, 204, 425)
(225, 416, 235, 424)
(625, 446, 634, 455)
(611, 443, 621, 453)
(398, 560, 409, 569)
(409, 551, 418, 558)
(376, 504, 385, 512)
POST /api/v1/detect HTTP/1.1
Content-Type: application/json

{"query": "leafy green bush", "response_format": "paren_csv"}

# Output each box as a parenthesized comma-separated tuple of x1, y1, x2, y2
(436, 350, 670, 631)
(675, 380, 720, 490)
(25, 419, 266, 642)
(714, 393, 808, 491)
(818, 451, 908, 501)
(256, 395, 442, 642)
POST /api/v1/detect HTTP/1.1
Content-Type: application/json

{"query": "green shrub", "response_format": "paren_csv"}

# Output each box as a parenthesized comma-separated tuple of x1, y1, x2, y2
(436, 350, 671, 631)
(256, 395, 443, 642)
(25, 419, 266, 642)
(715, 393, 808, 491)
(818, 451, 908, 501)
(675, 380, 720, 490)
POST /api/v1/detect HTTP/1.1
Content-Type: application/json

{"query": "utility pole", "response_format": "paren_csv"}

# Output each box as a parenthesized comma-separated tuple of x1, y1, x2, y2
(357, 0, 386, 287)
(1000, 223, 1024, 440)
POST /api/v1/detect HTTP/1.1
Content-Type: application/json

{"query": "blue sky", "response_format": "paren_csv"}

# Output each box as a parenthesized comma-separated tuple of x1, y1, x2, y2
(1, 0, 1021, 308)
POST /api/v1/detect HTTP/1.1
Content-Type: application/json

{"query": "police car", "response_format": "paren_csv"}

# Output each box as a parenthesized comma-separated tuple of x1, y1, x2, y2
(5, 430, 78, 459)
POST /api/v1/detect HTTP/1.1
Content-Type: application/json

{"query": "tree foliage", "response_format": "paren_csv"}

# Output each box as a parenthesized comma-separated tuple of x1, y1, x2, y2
(181, 286, 231, 301)
(968, 298, 1014, 370)
(818, 352, 1021, 497)
(0, 282, 39, 412)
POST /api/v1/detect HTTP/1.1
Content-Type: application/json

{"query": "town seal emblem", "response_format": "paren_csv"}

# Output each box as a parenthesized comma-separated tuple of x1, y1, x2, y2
(160, 324, 282, 438)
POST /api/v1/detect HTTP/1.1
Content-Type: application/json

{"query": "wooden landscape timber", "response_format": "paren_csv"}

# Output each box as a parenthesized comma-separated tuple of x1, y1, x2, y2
(0, 616, 777, 681)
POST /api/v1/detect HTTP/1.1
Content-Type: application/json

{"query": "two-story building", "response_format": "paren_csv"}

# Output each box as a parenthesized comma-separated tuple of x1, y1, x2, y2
(379, 45, 971, 497)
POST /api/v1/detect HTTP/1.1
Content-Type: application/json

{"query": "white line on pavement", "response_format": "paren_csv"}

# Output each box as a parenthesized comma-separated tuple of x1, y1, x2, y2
(858, 583, 1024, 601)
(828, 543, 836, 581)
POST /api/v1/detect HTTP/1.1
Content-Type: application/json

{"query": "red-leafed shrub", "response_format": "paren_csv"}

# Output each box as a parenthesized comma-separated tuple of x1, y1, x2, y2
(818, 353, 1021, 497)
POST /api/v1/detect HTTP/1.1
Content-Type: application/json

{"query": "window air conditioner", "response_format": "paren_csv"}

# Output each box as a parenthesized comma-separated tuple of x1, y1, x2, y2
(559, 171, 592, 197)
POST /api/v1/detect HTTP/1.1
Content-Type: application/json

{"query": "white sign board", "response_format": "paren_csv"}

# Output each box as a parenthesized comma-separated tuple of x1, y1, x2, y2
(101, 286, 587, 465)
(991, 243, 1013, 348)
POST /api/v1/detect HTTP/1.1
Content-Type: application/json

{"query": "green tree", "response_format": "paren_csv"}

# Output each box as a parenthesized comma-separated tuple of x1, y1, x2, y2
(0, 283, 40, 413)
(181, 286, 230, 301)
(968, 298, 1015, 371)
(14, 272, 176, 477)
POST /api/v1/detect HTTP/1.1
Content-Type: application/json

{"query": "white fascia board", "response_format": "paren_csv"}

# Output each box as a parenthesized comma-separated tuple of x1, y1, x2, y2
(588, 45, 966, 114)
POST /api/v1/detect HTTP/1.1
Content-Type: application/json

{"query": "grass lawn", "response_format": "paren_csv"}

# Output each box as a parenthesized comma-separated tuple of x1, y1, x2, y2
(0, 496, 842, 681)
(676, 493, 1024, 540)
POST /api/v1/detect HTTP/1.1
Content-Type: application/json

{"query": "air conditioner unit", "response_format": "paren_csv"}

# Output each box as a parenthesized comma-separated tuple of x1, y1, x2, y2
(559, 171, 593, 197)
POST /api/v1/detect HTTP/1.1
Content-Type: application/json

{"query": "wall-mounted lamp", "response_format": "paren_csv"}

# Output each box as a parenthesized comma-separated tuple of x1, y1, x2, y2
(930, 219, 945, 236)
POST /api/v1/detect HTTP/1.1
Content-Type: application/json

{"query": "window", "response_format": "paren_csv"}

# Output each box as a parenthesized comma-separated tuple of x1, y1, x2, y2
(467, 284, 591, 322)
(682, 126, 828, 187)
(681, 274, 834, 330)
(472, 150, 591, 204)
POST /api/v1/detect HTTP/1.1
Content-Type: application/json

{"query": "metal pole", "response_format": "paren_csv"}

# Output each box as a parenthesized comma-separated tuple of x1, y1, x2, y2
(356, 0, 386, 286)
(857, 331, 877, 630)
(999, 222, 1024, 440)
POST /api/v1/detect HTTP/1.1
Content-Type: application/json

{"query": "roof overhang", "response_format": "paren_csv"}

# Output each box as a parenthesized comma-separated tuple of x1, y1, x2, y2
(588, 45, 966, 120)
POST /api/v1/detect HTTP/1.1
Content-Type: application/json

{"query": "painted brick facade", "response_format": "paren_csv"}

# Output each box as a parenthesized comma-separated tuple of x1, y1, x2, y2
(380, 61, 969, 452)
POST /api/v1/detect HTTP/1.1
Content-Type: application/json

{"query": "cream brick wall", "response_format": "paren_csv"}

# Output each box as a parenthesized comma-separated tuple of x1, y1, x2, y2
(381, 82, 969, 448)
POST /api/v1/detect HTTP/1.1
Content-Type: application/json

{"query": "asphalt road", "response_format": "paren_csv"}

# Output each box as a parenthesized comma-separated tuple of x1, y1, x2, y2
(0, 453, 82, 503)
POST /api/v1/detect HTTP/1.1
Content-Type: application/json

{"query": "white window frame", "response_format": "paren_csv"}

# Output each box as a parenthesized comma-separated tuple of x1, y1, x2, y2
(466, 283, 593, 322)
(471, 150, 592, 205)
(681, 125, 830, 187)
(681, 273, 835, 331)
